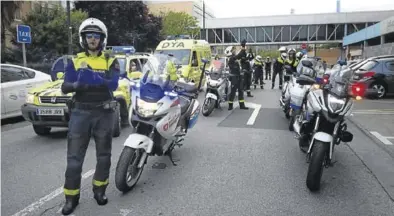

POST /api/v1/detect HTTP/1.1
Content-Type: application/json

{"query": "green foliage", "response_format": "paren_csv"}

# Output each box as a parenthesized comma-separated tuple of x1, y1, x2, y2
(161, 11, 200, 38)
(6, 5, 87, 63)
(74, 1, 163, 51)
(258, 50, 280, 59)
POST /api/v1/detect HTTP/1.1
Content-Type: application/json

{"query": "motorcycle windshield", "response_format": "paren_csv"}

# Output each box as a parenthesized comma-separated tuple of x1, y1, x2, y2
(328, 67, 352, 98)
(139, 54, 175, 102)
(210, 60, 225, 80)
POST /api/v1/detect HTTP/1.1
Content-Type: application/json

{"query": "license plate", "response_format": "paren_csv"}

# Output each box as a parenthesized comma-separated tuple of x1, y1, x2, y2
(36, 108, 64, 116)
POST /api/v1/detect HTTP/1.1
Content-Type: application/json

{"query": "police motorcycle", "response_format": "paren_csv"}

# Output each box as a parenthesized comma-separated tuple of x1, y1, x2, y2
(292, 67, 356, 192)
(288, 59, 319, 131)
(279, 64, 297, 119)
(201, 60, 230, 116)
(115, 54, 207, 193)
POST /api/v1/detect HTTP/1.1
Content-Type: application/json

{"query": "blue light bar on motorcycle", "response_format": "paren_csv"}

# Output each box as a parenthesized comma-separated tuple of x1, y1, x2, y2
(164, 91, 178, 97)
(111, 46, 136, 54)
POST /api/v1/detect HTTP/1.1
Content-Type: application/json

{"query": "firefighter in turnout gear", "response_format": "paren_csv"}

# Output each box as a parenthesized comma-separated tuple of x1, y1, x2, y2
(272, 46, 287, 89)
(253, 55, 264, 89)
(265, 57, 271, 80)
(241, 49, 254, 97)
(60, 18, 120, 215)
(286, 48, 299, 73)
(225, 39, 248, 110)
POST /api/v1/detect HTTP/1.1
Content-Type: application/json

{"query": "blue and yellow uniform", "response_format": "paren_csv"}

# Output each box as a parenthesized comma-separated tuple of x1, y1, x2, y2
(61, 51, 119, 208)
(285, 58, 299, 74)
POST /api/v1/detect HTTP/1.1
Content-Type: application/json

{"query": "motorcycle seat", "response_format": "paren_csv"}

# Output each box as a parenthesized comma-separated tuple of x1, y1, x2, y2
(296, 75, 316, 85)
(179, 96, 191, 114)
(176, 81, 198, 93)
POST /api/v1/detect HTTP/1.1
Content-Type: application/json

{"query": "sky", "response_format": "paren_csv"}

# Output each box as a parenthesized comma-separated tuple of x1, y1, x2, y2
(148, 0, 394, 18)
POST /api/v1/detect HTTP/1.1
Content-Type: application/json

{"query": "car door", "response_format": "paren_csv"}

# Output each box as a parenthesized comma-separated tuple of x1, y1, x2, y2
(383, 60, 394, 93)
(1, 66, 34, 117)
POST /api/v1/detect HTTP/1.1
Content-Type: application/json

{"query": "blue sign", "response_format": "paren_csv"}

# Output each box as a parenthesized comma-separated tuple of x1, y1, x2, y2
(17, 25, 32, 43)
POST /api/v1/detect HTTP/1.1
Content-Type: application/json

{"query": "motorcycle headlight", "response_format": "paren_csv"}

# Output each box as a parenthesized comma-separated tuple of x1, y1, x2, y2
(327, 94, 345, 113)
(208, 80, 219, 87)
(136, 98, 159, 117)
(25, 94, 35, 104)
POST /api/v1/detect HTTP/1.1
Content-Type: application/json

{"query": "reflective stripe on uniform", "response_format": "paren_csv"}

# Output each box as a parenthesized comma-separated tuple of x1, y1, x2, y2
(64, 188, 80, 196)
(228, 101, 233, 103)
(92, 178, 109, 187)
(277, 57, 284, 63)
(239, 99, 245, 102)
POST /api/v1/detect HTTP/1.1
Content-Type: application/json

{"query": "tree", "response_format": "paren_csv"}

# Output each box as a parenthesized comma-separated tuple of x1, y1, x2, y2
(74, 1, 163, 51)
(6, 5, 88, 63)
(161, 11, 200, 38)
(1, 1, 21, 45)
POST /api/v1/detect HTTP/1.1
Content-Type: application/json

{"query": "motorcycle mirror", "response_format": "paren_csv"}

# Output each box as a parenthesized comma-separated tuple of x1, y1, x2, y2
(201, 58, 209, 64)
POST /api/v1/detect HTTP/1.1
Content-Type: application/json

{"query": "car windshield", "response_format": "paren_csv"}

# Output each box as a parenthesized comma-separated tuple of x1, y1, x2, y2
(358, 60, 378, 71)
(154, 49, 191, 65)
(140, 53, 176, 90)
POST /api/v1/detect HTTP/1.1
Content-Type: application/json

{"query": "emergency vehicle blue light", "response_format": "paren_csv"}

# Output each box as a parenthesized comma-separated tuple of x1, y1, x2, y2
(111, 46, 135, 54)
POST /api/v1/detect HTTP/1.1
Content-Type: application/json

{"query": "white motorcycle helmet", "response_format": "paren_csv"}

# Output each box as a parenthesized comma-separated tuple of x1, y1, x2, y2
(79, 18, 108, 50)
(255, 55, 262, 62)
(296, 52, 303, 59)
(224, 46, 234, 57)
(281, 53, 287, 60)
(278, 46, 287, 53)
(288, 48, 296, 55)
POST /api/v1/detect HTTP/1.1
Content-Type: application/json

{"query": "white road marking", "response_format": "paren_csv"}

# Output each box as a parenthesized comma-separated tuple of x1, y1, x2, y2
(385, 136, 394, 139)
(11, 169, 95, 216)
(370, 131, 393, 145)
(120, 209, 133, 216)
(246, 102, 262, 125)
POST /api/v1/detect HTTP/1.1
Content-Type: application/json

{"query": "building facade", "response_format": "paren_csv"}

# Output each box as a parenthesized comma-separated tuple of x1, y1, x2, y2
(145, 0, 214, 25)
(200, 10, 394, 46)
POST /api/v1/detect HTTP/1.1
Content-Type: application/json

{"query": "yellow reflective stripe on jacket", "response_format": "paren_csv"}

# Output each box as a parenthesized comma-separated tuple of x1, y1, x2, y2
(277, 57, 284, 64)
(64, 188, 80, 196)
(239, 99, 245, 102)
(254, 61, 262, 65)
(72, 52, 115, 72)
(92, 178, 109, 187)
(286, 59, 299, 67)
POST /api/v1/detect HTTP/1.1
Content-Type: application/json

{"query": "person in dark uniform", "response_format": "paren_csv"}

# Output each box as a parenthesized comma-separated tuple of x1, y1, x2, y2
(224, 39, 248, 110)
(241, 50, 254, 97)
(60, 18, 120, 215)
(272, 46, 287, 89)
(285, 48, 299, 73)
(253, 55, 264, 89)
(265, 57, 271, 80)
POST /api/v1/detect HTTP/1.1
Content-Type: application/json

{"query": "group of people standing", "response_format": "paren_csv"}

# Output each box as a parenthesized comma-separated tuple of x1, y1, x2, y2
(224, 40, 304, 110)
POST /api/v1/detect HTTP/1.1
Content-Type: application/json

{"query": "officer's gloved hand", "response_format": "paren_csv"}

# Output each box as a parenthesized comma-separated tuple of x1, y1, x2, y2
(72, 81, 89, 91)
(77, 68, 95, 85)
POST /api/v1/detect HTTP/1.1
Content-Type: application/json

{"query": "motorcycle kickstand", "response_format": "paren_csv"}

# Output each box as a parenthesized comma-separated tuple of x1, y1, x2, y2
(167, 151, 180, 166)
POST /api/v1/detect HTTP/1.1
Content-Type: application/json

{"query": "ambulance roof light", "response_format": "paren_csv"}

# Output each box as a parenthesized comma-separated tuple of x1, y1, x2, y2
(166, 35, 191, 40)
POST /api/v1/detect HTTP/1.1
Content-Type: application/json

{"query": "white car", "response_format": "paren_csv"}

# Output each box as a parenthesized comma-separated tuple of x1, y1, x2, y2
(1, 64, 51, 119)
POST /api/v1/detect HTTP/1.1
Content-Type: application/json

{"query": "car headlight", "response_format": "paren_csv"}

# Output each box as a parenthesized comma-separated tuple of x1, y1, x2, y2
(136, 98, 159, 117)
(327, 94, 345, 113)
(25, 94, 35, 104)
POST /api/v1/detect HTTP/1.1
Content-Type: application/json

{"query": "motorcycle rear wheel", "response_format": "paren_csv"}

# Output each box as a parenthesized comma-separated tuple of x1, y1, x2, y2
(306, 140, 329, 191)
(115, 147, 145, 193)
(202, 98, 215, 117)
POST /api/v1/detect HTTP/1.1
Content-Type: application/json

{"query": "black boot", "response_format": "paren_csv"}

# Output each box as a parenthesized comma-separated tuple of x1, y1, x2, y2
(239, 102, 249, 110)
(228, 103, 233, 110)
(93, 185, 108, 206)
(62, 195, 79, 215)
(247, 92, 253, 97)
(260, 85, 264, 89)
(271, 85, 274, 89)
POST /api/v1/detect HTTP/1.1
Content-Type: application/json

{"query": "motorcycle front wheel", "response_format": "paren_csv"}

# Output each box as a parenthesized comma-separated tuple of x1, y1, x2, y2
(115, 147, 145, 193)
(202, 98, 216, 116)
(306, 140, 329, 191)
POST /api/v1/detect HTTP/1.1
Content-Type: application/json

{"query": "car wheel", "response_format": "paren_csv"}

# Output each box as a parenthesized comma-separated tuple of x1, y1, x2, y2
(371, 82, 387, 99)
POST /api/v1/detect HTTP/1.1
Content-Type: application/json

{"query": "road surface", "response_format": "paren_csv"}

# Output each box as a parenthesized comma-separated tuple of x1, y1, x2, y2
(2, 80, 394, 216)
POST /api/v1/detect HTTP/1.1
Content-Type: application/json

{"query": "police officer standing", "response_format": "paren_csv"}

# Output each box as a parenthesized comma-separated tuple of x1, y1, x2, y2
(241, 49, 254, 97)
(225, 39, 248, 110)
(272, 46, 287, 89)
(265, 57, 272, 80)
(60, 18, 120, 215)
(253, 55, 264, 89)
(286, 48, 299, 73)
